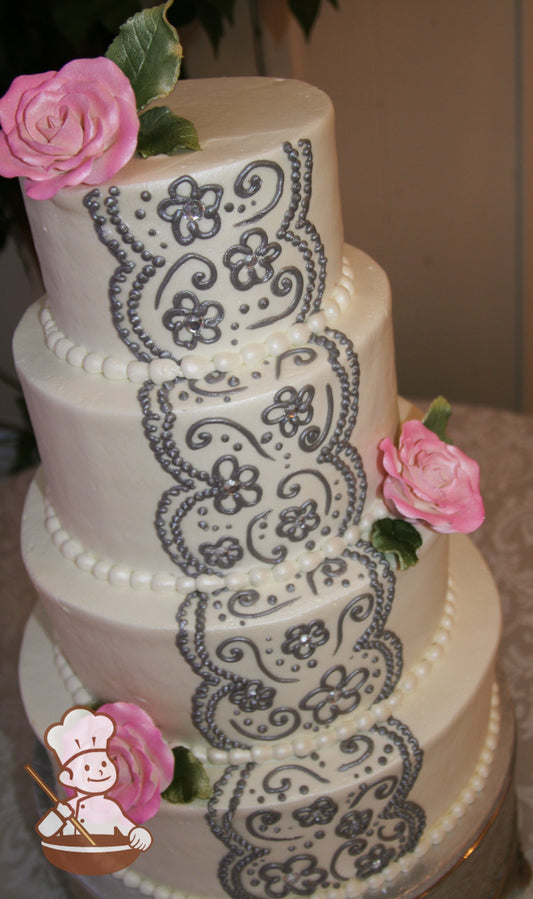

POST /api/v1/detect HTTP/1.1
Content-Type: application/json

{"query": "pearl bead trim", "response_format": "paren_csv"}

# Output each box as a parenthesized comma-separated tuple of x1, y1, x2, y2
(53, 643, 94, 708)
(44, 494, 384, 596)
(40, 260, 355, 384)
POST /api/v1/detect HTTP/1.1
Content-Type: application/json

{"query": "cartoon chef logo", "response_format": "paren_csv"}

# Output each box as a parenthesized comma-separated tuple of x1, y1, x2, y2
(27, 704, 175, 876)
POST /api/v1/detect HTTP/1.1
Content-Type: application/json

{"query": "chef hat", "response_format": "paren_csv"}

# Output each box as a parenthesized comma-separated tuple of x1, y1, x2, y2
(45, 707, 115, 767)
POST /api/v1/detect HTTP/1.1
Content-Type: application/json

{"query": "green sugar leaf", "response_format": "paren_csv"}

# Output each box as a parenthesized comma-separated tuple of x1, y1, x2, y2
(161, 746, 212, 805)
(422, 395, 453, 443)
(136, 105, 200, 158)
(106, 1, 182, 111)
(371, 518, 423, 570)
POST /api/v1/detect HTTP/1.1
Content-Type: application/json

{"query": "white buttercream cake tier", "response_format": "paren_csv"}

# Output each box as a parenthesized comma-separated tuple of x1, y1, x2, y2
(22, 78, 344, 364)
(14, 247, 399, 577)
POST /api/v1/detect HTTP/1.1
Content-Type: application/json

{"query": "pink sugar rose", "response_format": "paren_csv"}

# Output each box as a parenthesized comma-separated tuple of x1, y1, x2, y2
(379, 419, 484, 534)
(0, 58, 139, 200)
(98, 702, 174, 824)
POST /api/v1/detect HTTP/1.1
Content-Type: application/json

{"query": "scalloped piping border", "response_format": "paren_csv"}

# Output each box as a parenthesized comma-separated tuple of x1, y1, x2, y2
(52, 574, 456, 766)
(40, 259, 355, 384)
(108, 681, 501, 899)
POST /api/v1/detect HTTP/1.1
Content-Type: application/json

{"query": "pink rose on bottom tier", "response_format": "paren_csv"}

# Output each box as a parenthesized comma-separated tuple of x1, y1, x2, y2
(97, 702, 175, 824)
(0, 57, 139, 200)
(379, 419, 484, 534)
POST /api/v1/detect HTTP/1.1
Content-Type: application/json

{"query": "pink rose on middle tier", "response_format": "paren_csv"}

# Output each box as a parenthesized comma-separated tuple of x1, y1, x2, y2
(379, 419, 484, 534)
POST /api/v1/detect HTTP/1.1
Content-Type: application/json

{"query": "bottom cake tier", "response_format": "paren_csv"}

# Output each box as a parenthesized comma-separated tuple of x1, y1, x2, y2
(26, 689, 525, 899)
(19, 535, 523, 899)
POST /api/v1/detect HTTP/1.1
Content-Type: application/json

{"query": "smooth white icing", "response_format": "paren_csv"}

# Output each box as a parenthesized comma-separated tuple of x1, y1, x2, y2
(41, 489, 437, 603)
(121, 537, 501, 898)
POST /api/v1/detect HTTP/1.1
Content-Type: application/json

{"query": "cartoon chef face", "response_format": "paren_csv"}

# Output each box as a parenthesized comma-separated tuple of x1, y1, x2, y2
(59, 749, 118, 795)
(44, 706, 119, 797)
(36, 705, 155, 859)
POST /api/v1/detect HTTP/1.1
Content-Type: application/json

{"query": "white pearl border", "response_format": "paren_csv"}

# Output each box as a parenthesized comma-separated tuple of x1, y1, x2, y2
(44, 494, 387, 596)
(109, 681, 501, 899)
(40, 260, 355, 384)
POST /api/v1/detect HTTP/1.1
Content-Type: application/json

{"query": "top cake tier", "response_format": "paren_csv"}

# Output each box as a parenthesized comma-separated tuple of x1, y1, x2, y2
(23, 77, 345, 366)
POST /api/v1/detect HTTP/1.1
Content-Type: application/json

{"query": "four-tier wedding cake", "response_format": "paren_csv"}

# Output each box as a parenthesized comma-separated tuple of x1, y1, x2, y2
(6, 31, 517, 899)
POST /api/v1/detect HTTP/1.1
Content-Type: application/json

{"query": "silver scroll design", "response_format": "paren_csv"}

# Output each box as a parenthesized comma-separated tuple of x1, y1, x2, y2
(138, 332, 366, 578)
(82, 141, 325, 364)
(175, 541, 401, 750)
(208, 717, 425, 899)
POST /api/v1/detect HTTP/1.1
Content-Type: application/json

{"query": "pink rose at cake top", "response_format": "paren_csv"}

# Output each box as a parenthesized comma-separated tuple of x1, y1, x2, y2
(0, 58, 139, 200)
(0, 1, 198, 201)
(379, 419, 485, 535)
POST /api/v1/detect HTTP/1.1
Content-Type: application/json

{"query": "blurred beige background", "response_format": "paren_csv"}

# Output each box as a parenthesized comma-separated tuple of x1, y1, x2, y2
(2, 0, 530, 429)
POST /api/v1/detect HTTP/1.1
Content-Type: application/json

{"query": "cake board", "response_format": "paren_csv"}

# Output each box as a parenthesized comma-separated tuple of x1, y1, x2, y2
(19, 605, 529, 899)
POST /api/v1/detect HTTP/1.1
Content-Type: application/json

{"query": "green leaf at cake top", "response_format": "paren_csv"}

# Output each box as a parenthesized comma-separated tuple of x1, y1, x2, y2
(106, 1, 199, 160)
(106, 1, 183, 113)
(137, 105, 200, 158)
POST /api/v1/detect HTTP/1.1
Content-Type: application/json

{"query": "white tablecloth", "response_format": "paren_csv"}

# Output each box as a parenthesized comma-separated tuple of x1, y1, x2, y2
(1, 403, 533, 897)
